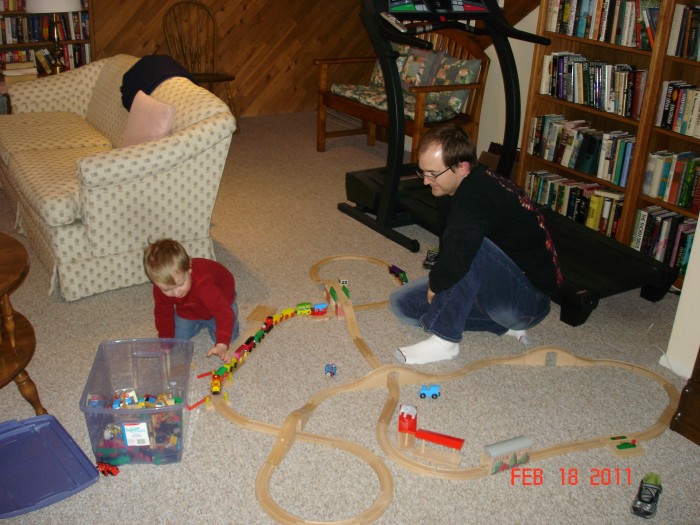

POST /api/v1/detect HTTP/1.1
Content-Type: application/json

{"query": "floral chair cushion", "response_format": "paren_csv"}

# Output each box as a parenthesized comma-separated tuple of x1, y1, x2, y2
(428, 56, 482, 112)
(330, 83, 456, 122)
(399, 48, 445, 88)
(369, 44, 410, 87)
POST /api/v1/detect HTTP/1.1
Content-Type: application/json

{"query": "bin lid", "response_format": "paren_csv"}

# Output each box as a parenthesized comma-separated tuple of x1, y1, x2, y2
(0, 414, 98, 518)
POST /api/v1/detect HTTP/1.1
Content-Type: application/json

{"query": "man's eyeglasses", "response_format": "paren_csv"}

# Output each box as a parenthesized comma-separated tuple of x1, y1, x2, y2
(416, 165, 453, 181)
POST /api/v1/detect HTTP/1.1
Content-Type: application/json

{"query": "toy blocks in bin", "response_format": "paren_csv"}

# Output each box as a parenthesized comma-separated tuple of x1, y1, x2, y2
(79, 338, 194, 466)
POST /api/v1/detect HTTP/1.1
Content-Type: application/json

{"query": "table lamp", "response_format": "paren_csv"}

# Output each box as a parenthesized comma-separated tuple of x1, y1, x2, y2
(25, 0, 83, 74)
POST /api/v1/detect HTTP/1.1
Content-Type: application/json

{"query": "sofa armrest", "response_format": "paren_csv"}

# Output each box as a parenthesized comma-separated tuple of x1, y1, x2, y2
(77, 112, 235, 257)
(78, 112, 234, 187)
(9, 60, 107, 117)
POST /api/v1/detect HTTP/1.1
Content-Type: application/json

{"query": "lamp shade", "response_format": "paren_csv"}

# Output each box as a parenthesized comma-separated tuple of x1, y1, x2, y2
(25, 0, 83, 13)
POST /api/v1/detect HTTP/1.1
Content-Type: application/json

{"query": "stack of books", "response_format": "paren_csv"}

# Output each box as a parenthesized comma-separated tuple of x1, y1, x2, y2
(1, 61, 38, 87)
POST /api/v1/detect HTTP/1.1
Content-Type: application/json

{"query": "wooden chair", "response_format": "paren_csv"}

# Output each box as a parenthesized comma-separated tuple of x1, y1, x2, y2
(163, 0, 240, 128)
(314, 28, 489, 162)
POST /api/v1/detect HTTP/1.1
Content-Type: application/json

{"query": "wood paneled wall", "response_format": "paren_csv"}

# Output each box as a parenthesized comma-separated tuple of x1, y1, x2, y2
(91, 1, 538, 116)
(91, 0, 375, 116)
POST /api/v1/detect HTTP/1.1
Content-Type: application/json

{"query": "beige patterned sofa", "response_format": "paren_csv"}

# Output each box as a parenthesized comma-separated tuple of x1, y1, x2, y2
(0, 54, 236, 301)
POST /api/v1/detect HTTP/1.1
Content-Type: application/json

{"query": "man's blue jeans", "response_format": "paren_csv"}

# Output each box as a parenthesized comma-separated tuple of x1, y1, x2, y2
(174, 296, 239, 344)
(389, 238, 551, 342)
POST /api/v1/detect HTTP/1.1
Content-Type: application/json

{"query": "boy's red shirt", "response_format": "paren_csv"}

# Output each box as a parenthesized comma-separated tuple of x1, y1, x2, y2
(153, 258, 236, 345)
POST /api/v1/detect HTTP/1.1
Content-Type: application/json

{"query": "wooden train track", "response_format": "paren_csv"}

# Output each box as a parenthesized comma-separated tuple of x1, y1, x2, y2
(209, 255, 679, 525)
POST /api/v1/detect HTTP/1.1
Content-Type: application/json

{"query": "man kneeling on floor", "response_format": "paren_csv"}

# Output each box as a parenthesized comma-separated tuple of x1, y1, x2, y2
(390, 123, 563, 365)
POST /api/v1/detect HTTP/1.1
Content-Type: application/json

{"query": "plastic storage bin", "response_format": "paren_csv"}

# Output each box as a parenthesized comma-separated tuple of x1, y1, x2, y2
(79, 338, 193, 466)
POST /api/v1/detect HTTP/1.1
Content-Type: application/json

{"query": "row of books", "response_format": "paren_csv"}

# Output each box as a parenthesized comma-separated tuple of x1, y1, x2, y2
(642, 150, 700, 212)
(1, 47, 35, 65)
(655, 80, 700, 139)
(1, 43, 89, 74)
(546, 0, 659, 51)
(2, 0, 88, 11)
(1, 12, 89, 45)
(527, 114, 636, 187)
(666, 4, 700, 60)
(539, 52, 647, 120)
(1, 0, 24, 11)
(631, 206, 696, 274)
(64, 43, 90, 70)
(526, 170, 626, 238)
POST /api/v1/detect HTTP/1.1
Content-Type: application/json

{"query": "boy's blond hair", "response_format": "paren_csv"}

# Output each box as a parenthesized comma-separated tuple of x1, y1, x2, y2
(143, 239, 191, 285)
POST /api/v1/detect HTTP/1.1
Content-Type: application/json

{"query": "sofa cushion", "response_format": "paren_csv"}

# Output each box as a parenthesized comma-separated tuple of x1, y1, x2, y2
(8, 146, 111, 226)
(369, 44, 410, 87)
(0, 112, 111, 165)
(121, 90, 176, 147)
(400, 48, 445, 88)
(85, 54, 139, 147)
(330, 84, 456, 122)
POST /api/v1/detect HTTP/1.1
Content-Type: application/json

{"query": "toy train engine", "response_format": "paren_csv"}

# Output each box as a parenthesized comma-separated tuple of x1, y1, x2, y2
(389, 264, 408, 284)
(262, 316, 274, 333)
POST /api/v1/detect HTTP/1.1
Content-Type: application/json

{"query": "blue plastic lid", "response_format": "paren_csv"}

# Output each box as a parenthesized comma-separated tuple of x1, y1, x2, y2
(0, 414, 98, 518)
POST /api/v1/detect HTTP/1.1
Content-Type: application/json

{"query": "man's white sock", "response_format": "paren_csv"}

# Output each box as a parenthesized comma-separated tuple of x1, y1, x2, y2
(394, 334, 460, 364)
(505, 329, 532, 346)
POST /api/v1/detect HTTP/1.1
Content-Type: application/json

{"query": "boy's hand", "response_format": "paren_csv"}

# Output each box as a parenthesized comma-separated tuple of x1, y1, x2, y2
(207, 343, 231, 363)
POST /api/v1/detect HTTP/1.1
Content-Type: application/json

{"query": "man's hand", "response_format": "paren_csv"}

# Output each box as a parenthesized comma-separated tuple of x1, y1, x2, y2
(207, 343, 231, 363)
(427, 287, 435, 304)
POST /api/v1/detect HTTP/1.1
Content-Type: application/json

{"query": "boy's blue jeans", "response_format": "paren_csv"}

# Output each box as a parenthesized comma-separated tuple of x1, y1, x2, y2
(389, 238, 551, 342)
(174, 296, 239, 345)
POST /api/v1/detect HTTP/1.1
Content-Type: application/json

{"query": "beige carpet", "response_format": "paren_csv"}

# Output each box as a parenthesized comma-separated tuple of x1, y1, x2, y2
(1, 112, 698, 524)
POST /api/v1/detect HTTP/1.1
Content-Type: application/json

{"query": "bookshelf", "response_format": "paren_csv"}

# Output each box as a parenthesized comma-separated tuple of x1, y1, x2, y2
(517, 0, 699, 289)
(0, 0, 93, 74)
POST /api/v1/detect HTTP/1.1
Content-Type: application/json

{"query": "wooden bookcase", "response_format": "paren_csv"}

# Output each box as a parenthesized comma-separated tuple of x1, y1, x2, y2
(0, 0, 93, 72)
(516, 1, 699, 261)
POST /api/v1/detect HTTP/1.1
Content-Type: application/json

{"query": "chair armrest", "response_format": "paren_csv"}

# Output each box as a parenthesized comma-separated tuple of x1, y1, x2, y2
(408, 81, 485, 94)
(314, 57, 377, 94)
(8, 60, 106, 116)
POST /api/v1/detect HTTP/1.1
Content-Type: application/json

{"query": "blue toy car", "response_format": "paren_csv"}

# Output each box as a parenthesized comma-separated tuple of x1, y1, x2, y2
(325, 363, 337, 378)
(419, 384, 441, 399)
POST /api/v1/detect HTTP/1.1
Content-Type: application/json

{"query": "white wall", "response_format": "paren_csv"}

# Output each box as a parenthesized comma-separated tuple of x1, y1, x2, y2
(664, 244, 700, 378)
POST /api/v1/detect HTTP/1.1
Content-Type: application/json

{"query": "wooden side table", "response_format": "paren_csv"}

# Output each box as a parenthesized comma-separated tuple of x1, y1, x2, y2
(0, 233, 47, 415)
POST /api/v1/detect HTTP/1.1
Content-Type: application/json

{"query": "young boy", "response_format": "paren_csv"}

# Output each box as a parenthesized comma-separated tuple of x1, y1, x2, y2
(143, 239, 239, 363)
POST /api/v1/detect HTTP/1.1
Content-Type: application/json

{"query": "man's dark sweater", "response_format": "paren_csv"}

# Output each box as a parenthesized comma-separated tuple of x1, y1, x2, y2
(429, 164, 561, 297)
